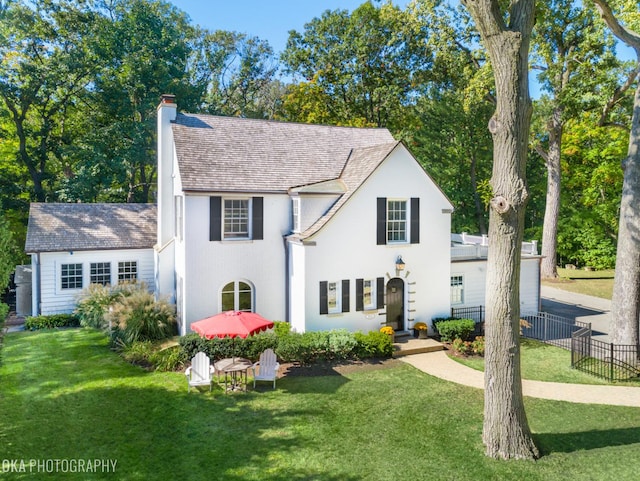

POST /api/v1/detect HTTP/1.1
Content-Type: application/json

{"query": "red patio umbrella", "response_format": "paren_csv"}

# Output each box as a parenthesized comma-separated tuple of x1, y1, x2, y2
(191, 310, 274, 340)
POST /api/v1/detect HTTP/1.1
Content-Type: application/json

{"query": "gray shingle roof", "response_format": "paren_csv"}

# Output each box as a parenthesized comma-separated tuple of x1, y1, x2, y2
(172, 114, 396, 192)
(25, 203, 157, 253)
(293, 142, 400, 241)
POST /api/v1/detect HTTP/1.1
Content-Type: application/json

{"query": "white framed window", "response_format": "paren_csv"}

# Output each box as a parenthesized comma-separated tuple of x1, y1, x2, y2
(387, 200, 407, 243)
(451, 275, 464, 305)
(221, 280, 253, 312)
(61, 263, 83, 290)
(118, 261, 138, 283)
(223, 199, 250, 239)
(292, 197, 301, 233)
(90, 262, 111, 286)
(211, 196, 263, 241)
(362, 279, 376, 310)
(320, 280, 349, 315)
(327, 281, 341, 314)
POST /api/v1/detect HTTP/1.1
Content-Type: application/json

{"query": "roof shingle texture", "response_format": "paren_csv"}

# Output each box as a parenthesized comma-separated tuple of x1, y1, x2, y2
(295, 142, 400, 240)
(172, 114, 396, 192)
(25, 203, 157, 253)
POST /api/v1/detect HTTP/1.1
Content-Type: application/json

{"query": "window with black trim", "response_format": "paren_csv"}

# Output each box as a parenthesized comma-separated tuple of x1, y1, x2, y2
(61, 263, 83, 290)
(319, 280, 350, 315)
(387, 200, 407, 242)
(356, 277, 385, 311)
(210, 196, 264, 241)
(377, 197, 419, 245)
(224, 199, 250, 239)
(90, 262, 111, 286)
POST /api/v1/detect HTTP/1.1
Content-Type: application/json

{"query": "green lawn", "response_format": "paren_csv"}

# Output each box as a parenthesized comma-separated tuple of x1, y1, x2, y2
(453, 338, 640, 386)
(2, 329, 640, 480)
(542, 268, 615, 300)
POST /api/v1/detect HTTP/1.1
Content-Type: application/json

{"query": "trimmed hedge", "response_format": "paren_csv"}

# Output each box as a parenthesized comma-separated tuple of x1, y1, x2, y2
(178, 328, 393, 366)
(25, 314, 80, 330)
(433, 317, 475, 342)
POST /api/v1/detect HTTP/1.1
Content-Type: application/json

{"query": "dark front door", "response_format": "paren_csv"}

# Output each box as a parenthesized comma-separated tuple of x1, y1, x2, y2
(386, 278, 405, 331)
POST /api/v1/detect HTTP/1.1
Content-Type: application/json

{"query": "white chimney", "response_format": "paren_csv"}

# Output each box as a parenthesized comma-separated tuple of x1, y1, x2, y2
(155, 94, 178, 306)
(157, 94, 177, 247)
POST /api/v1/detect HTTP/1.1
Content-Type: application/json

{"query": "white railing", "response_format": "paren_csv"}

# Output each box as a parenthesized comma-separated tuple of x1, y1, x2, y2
(451, 233, 538, 259)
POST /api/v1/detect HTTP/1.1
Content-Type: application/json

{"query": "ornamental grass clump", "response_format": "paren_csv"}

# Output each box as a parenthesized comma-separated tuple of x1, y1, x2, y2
(107, 289, 177, 345)
(75, 281, 142, 330)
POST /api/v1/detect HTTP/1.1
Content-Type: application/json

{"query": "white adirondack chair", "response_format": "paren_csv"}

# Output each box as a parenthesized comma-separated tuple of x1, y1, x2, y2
(185, 352, 215, 392)
(252, 349, 280, 389)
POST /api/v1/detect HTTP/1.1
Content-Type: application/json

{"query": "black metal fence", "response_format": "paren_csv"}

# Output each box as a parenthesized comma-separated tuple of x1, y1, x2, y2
(451, 307, 587, 348)
(451, 305, 640, 382)
(571, 327, 640, 382)
(451, 305, 484, 325)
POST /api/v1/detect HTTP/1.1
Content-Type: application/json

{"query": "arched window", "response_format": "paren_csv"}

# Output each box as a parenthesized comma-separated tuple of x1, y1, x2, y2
(221, 281, 253, 312)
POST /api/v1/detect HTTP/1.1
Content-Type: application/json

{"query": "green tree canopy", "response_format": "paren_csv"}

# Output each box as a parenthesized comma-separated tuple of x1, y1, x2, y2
(281, 1, 433, 134)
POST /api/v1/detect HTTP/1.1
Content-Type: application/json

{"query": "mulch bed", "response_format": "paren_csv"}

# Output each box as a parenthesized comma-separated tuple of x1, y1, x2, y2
(278, 357, 403, 377)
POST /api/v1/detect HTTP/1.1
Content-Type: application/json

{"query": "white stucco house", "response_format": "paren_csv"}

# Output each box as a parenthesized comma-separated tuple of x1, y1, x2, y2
(25, 203, 156, 316)
(24, 95, 542, 335)
(156, 95, 454, 335)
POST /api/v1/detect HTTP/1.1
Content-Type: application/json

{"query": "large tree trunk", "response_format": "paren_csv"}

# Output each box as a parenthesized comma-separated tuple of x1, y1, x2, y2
(540, 109, 563, 278)
(461, 0, 539, 460)
(610, 81, 640, 346)
(594, 0, 640, 346)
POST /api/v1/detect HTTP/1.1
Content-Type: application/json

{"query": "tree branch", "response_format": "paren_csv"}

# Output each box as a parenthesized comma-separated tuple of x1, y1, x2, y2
(593, 0, 640, 54)
(599, 65, 640, 126)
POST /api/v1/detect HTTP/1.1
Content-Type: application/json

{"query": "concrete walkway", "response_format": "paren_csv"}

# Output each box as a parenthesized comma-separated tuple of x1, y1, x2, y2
(400, 287, 640, 407)
(401, 351, 640, 407)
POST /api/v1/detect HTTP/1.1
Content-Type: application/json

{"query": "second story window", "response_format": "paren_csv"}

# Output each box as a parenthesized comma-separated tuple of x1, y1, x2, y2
(224, 199, 250, 239)
(210, 196, 264, 241)
(377, 197, 420, 245)
(387, 200, 407, 243)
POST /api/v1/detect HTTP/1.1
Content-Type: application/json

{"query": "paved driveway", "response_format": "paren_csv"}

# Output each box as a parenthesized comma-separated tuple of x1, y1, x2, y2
(540, 285, 611, 341)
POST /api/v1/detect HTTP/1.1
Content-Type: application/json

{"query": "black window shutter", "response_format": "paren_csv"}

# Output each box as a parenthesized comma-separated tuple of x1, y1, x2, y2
(410, 197, 420, 244)
(319, 281, 328, 315)
(376, 277, 385, 309)
(342, 279, 350, 313)
(355, 279, 364, 311)
(209, 196, 222, 241)
(377, 197, 387, 245)
(252, 197, 263, 240)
